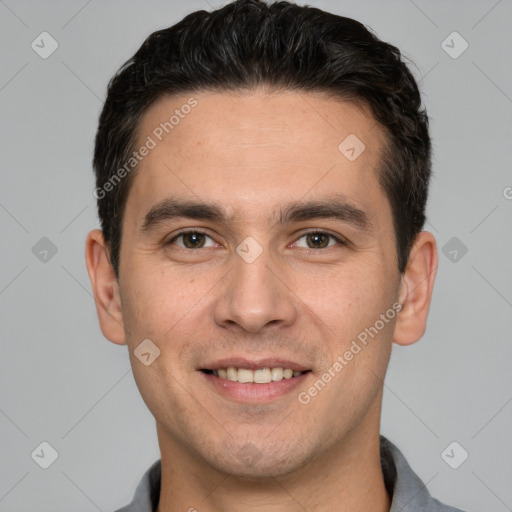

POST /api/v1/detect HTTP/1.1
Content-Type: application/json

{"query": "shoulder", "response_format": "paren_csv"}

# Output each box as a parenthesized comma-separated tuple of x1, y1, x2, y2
(113, 459, 162, 512)
(380, 436, 466, 512)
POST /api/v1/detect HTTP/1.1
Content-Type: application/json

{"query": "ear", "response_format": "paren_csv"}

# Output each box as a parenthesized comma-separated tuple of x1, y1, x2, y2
(85, 229, 126, 345)
(393, 231, 438, 346)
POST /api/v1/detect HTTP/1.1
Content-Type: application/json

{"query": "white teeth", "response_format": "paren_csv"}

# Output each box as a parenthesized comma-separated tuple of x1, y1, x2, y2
(212, 366, 306, 383)
(254, 368, 272, 383)
(271, 367, 283, 381)
(237, 368, 254, 383)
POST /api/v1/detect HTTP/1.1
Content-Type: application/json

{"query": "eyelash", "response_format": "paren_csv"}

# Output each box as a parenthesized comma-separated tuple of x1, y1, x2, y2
(166, 229, 347, 251)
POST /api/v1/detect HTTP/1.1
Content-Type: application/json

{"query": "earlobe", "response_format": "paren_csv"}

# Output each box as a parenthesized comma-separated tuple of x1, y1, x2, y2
(85, 229, 127, 345)
(393, 231, 438, 346)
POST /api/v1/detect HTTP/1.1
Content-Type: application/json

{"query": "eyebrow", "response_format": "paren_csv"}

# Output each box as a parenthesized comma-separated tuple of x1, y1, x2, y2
(141, 194, 371, 233)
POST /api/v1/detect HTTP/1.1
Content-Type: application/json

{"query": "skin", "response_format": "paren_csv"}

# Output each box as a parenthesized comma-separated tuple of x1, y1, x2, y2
(86, 88, 437, 512)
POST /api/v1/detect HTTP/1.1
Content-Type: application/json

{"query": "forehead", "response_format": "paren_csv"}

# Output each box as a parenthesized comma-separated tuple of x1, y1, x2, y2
(126, 89, 390, 226)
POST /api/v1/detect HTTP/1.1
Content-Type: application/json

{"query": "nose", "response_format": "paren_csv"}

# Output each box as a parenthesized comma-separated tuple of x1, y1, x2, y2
(213, 245, 298, 333)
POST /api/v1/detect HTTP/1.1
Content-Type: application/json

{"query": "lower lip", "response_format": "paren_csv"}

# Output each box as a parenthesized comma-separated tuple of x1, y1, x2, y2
(199, 371, 311, 402)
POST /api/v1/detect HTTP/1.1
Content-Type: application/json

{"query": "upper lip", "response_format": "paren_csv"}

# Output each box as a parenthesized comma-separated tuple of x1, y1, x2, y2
(199, 357, 310, 372)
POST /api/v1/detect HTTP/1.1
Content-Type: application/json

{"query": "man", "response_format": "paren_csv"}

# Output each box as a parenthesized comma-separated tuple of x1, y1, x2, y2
(85, 0, 465, 510)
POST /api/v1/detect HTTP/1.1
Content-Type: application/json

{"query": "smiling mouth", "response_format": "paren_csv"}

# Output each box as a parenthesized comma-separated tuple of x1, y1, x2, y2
(200, 367, 311, 384)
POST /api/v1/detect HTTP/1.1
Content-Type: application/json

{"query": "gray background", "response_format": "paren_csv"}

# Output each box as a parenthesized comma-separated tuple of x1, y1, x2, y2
(0, 0, 511, 510)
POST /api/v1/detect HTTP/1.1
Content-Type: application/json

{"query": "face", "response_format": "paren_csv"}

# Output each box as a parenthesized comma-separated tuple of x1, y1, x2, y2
(106, 89, 405, 477)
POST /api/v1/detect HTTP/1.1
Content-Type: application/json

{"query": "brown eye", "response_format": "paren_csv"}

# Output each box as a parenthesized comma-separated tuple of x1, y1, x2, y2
(306, 232, 330, 249)
(295, 231, 343, 250)
(182, 232, 206, 248)
(168, 231, 216, 249)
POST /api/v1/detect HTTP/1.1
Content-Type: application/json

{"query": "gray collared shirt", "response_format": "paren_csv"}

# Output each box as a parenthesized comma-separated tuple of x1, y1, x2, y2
(115, 436, 465, 511)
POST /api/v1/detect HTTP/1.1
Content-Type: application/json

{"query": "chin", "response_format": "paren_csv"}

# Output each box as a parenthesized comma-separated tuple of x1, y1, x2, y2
(207, 442, 308, 480)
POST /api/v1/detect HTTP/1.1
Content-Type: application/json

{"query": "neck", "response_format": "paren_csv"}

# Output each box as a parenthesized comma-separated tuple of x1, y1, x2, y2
(155, 418, 391, 512)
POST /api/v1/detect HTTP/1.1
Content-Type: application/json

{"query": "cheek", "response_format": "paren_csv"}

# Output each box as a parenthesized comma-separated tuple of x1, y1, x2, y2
(119, 268, 207, 423)
(120, 260, 214, 342)
(306, 268, 395, 409)
(297, 259, 392, 340)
